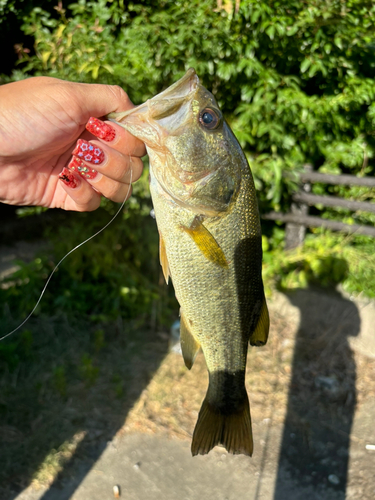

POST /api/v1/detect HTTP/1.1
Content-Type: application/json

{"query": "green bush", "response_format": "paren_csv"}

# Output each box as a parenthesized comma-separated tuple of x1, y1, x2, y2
(13, 0, 375, 205)
(263, 229, 375, 298)
(0, 170, 166, 322)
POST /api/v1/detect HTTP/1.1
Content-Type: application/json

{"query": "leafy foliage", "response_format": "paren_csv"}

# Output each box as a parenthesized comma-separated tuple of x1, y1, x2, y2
(12, 0, 375, 207)
(1, 0, 375, 304)
(0, 168, 173, 327)
(263, 229, 375, 298)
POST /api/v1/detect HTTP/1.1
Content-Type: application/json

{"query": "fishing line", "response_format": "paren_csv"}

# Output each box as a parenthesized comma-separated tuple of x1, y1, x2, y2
(0, 167, 133, 342)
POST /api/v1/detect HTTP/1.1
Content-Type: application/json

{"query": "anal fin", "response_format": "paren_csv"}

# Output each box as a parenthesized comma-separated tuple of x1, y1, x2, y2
(180, 311, 200, 370)
(250, 296, 269, 347)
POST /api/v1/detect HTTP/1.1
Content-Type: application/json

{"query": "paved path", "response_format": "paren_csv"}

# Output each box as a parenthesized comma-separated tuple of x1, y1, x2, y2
(15, 402, 375, 500)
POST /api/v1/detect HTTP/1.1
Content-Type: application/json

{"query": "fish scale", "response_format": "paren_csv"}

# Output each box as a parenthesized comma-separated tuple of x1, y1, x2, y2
(151, 174, 261, 371)
(109, 68, 269, 456)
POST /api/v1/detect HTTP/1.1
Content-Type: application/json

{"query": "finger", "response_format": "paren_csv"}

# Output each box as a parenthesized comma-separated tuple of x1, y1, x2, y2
(89, 175, 133, 203)
(73, 82, 146, 156)
(67, 156, 134, 203)
(58, 168, 101, 212)
(70, 139, 144, 183)
(85, 117, 146, 157)
(75, 82, 134, 117)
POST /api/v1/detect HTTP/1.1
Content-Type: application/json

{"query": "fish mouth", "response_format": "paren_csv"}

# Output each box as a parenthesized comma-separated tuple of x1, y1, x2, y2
(107, 68, 199, 135)
(149, 67, 199, 104)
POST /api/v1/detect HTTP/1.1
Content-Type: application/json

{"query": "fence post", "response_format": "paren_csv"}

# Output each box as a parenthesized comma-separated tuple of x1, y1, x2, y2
(284, 164, 312, 250)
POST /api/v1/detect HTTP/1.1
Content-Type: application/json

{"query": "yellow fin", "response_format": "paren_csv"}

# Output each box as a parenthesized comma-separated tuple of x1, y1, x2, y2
(159, 232, 170, 284)
(250, 297, 269, 347)
(191, 391, 253, 457)
(180, 311, 200, 370)
(181, 216, 228, 268)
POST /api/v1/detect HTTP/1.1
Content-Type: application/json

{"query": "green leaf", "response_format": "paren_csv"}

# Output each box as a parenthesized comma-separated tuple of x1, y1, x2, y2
(300, 58, 311, 73)
(266, 25, 275, 40)
(334, 37, 343, 50)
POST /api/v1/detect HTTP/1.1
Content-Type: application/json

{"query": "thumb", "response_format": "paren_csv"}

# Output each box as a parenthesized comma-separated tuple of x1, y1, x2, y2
(74, 82, 137, 119)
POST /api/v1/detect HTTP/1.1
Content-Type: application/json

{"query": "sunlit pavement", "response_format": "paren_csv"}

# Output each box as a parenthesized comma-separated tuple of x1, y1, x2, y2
(13, 403, 375, 500)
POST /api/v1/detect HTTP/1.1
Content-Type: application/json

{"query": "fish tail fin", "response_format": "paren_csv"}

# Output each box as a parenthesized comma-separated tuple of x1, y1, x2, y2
(191, 389, 253, 457)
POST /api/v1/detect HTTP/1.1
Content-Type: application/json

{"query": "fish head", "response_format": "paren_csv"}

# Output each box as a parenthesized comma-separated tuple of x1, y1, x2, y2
(109, 69, 243, 216)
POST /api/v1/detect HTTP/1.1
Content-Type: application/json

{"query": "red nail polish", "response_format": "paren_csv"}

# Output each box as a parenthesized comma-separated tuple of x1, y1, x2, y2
(73, 139, 105, 165)
(59, 168, 80, 188)
(86, 117, 116, 142)
(68, 157, 98, 180)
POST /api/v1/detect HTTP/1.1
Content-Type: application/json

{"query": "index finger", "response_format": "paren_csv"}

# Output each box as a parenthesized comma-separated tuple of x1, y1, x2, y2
(85, 117, 146, 157)
(71, 82, 146, 157)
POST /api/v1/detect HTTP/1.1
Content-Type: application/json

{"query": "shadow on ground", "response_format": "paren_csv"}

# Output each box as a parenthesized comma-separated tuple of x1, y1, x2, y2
(274, 286, 360, 498)
(0, 204, 170, 499)
(0, 314, 169, 499)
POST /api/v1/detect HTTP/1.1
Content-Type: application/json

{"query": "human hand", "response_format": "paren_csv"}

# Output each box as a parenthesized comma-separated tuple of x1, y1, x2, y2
(0, 77, 145, 211)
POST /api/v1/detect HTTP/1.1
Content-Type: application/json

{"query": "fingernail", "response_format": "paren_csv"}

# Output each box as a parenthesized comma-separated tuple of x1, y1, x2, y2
(68, 157, 98, 180)
(73, 139, 105, 165)
(86, 117, 116, 142)
(59, 168, 80, 188)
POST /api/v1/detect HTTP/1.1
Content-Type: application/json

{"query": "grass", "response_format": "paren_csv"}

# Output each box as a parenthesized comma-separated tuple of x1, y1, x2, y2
(32, 431, 87, 486)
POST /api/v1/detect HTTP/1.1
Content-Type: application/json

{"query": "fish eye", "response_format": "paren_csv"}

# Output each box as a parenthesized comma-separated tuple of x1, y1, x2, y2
(199, 108, 221, 130)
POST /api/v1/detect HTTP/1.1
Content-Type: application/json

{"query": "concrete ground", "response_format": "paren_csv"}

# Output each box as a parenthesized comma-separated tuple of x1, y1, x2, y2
(11, 416, 373, 500)
(14, 399, 375, 500)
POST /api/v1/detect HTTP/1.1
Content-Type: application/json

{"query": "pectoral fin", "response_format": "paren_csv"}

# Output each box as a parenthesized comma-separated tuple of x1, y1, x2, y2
(250, 297, 269, 347)
(159, 232, 170, 284)
(180, 311, 201, 369)
(181, 216, 228, 268)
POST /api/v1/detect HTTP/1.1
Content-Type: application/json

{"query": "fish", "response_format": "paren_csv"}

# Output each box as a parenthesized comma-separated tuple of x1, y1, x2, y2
(108, 68, 269, 457)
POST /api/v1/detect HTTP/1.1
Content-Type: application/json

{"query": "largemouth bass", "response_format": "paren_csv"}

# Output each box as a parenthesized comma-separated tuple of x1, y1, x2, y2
(109, 69, 269, 457)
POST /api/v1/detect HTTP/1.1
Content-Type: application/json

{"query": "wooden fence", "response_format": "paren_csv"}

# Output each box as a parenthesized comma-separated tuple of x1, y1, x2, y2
(262, 164, 375, 249)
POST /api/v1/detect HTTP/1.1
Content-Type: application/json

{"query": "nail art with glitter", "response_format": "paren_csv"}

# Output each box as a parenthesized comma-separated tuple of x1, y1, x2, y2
(86, 117, 116, 142)
(73, 139, 105, 165)
(68, 157, 98, 180)
(59, 168, 80, 189)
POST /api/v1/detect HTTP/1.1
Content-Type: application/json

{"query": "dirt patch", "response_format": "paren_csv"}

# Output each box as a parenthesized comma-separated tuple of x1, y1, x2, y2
(123, 305, 375, 440)
(122, 311, 293, 439)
